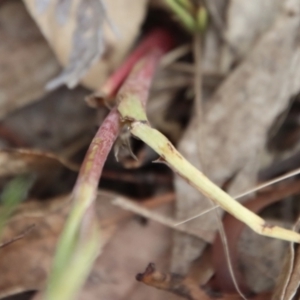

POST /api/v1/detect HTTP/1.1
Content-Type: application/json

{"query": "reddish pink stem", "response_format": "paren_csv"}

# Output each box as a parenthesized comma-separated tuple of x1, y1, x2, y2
(74, 29, 175, 204)
(117, 48, 166, 109)
(101, 28, 175, 99)
(73, 107, 120, 203)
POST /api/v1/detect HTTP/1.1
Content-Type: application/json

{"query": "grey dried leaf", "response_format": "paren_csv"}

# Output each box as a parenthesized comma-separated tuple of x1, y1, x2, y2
(34, 0, 51, 13)
(24, 0, 148, 90)
(47, 0, 110, 89)
(55, 0, 72, 25)
(220, 0, 282, 72)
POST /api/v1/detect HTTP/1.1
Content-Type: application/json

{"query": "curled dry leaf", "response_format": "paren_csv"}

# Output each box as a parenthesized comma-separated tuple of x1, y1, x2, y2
(23, 0, 148, 90)
(0, 148, 78, 177)
(76, 205, 177, 300)
(0, 0, 60, 119)
(136, 263, 270, 300)
(173, 0, 300, 273)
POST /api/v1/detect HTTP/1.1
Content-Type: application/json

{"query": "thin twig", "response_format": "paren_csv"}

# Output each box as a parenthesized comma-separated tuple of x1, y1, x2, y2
(0, 224, 35, 249)
(100, 192, 175, 228)
(160, 44, 191, 68)
(235, 167, 300, 199)
(112, 196, 212, 241)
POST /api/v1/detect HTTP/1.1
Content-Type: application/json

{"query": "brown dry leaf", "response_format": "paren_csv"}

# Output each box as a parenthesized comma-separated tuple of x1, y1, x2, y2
(76, 205, 180, 300)
(136, 262, 213, 300)
(0, 148, 78, 177)
(0, 148, 78, 198)
(0, 191, 117, 298)
(0, 194, 69, 298)
(135, 262, 271, 300)
(172, 0, 300, 273)
(23, 0, 148, 90)
(0, 0, 60, 120)
(0, 192, 180, 300)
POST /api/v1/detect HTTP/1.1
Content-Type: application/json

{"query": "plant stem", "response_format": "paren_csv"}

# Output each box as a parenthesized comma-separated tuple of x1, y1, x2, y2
(117, 49, 166, 122)
(46, 26, 175, 300)
(101, 28, 174, 99)
(46, 108, 120, 300)
(128, 123, 300, 243)
(164, 0, 196, 32)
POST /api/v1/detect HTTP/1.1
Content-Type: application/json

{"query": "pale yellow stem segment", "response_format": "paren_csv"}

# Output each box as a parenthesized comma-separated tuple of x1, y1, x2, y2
(130, 121, 300, 243)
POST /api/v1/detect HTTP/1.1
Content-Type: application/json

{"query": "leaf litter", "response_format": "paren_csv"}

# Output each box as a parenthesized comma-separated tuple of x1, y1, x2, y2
(2, 0, 300, 299)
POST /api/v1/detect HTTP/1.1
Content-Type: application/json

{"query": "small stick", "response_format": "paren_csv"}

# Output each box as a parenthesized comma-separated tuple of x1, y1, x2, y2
(159, 44, 191, 68)
(113, 196, 212, 241)
(0, 224, 35, 249)
(100, 192, 176, 229)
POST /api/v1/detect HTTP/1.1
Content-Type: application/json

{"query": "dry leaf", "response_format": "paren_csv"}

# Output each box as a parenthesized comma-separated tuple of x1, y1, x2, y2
(136, 263, 271, 300)
(0, 194, 69, 298)
(76, 205, 179, 300)
(0, 148, 78, 198)
(220, 0, 282, 72)
(0, 0, 60, 119)
(0, 191, 117, 298)
(0, 191, 178, 299)
(0, 148, 78, 177)
(23, 0, 148, 90)
(172, 0, 300, 273)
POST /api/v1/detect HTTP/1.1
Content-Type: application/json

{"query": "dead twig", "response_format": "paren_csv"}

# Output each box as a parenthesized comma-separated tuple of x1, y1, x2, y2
(136, 263, 212, 300)
(0, 224, 35, 249)
(112, 196, 213, 240)
(136, 263, 262, 300)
